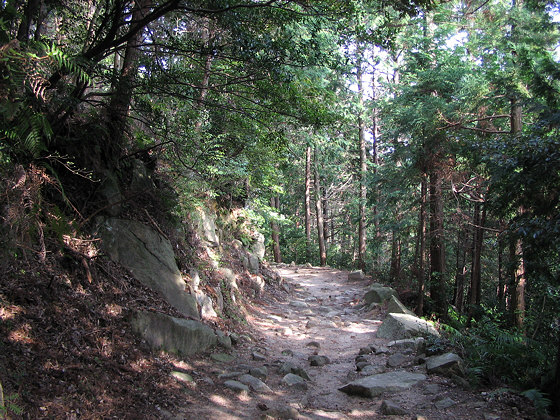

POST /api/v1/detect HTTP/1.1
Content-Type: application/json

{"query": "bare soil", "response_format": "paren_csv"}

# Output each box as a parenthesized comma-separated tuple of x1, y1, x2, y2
(170, 265, 535, 420)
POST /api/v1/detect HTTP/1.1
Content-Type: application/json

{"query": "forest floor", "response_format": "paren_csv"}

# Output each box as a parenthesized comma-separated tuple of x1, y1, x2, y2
(167, 265, 536, 420)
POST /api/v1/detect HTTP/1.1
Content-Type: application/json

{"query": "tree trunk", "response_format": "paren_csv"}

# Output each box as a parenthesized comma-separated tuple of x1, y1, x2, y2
(314, 150, 327, 266)
(390, 231, 402, 284)
(322, 186, 329, 244)
(497, 229, 506, 311)
(429, 164, 447, 318)
(17, 0, 40, 42)
(107, 0, 152, 154)
(514, 238, 526, 330)
(194, 18, 215, 131)
(357, 47, 367, 272)
(305, 146, 312, 262)
(371, 67, 381, 272)
(416, 174, 427, 316)
(454, 226, 467, 314)
(468, 201, 486, 316)
(270, 197, 282, 263)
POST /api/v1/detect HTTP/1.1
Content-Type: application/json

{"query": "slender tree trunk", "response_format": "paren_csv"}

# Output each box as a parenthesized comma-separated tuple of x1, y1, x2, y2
(194, 18, 215, 131)
(469, 202, 486, 313)
(497, 230, 506, 311)
(17, 0, 40, 42)
(429, 164, 447, 318)
(314, 150, 326, 266)
(416, 174, 427, 316)
(270, 197, 282, 263)
(107, 0, 151, 153)
(305, 146, 312, 262)
(514, 238, 526, 330)
(322, 187, 329, 244)
(390, 231, 402, 283)
(454, 226, 467, 313)
(371, 66, 381, 272)
(357, 47, 367, 272)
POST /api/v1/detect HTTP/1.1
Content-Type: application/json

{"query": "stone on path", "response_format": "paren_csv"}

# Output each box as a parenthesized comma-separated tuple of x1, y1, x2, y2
(386, 353, 409, 368)
(224, 380, 249, 394)
(339, 371, 427, 398)
(282, 373, 308, 390)
(348, 270, 365, 281)
(435, 397, 457, 409)
(171, 371, 194, 384)
(238, 374, 272, 394)
(387, 337, 426, 352)
(377, 313, 439, 340)
(381, 399, 408, 415)
(249, 367, 268, 380)
(360, 365, 385, 376)
(308, 355, 330, 367)
(211, 353, 235, 363)
(426, 352, 465, 377)
(267, 406, 300, 420)
(364, 284, 397, 305)
(386, 295, 416, 316)
(306, 341, 321, 349)
(279, 362, 310, 380)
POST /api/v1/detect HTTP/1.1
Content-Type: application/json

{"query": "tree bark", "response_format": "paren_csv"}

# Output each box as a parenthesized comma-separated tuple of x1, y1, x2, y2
(416, 174, 427, 316)
(314, 149, 327, 266)
(322, 186, 329, 244)
(454, 226, 467, 314)
(107, 0, 152, 155)
(468, 201, 486, 314)
(270, 197, 282, 263)
(305, 146, 312, 262)
(390, 230, 401, 283)
(357, 51, 367, 272)
(429, 164, 447, 318)
(17, 0, 40, 42)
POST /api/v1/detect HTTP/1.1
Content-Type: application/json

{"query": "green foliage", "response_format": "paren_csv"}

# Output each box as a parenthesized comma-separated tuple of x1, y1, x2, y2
(521, 388, 552, 415)
(0, 392, 23, 417)
(459, 317, 553, 389)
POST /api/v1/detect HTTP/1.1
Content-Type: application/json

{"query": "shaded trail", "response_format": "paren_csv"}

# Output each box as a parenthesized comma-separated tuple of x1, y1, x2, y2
(171, 265, 521, 420)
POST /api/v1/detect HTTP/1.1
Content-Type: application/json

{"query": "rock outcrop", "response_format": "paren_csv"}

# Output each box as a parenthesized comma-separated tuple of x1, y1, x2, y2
(364, 284, 397, 305)
(130, 310, 218, 357)
(98, 218, 198, 319)
(376, 313, 439, 340)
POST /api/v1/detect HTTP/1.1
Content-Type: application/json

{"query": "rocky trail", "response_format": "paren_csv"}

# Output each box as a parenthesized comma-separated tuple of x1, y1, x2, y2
(167, 266, 530, 420)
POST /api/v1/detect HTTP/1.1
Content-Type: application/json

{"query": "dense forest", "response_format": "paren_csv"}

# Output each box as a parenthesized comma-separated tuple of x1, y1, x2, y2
(1, 0, 560, 416)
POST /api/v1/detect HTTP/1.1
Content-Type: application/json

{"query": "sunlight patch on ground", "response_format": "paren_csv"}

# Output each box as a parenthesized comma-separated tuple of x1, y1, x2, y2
(0, 301, 22, 320)
(8, 322, 34, 344)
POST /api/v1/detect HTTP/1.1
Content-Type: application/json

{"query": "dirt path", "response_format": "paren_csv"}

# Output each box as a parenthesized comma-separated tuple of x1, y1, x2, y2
(170, 265, 523, 420)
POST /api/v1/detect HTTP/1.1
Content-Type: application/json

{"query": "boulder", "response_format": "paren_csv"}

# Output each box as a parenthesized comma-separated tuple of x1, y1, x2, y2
(339, 371, 426, 398)
(376, 313, 439, 340)
(130, 310, 216, 357)
(387, 295, 416, 316)
(426, 352, 465, 377)
(364, 284, 397, 305)
(193, 207, 220, 247)
(251, 232, 266, 260)
(250, 276, 265, 296)
(195, 291, 217, 319)
(99, 218, 198, 319)
(348, 270, 365, 281)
